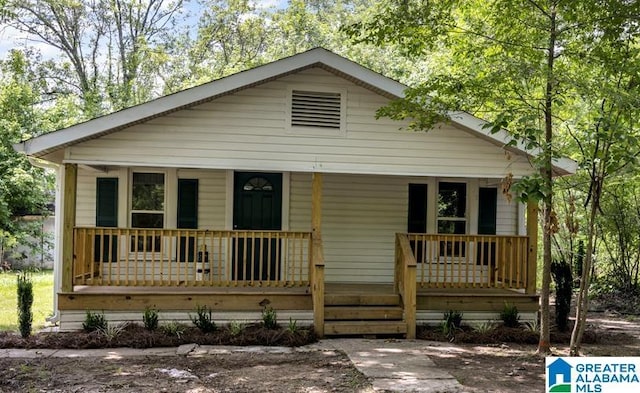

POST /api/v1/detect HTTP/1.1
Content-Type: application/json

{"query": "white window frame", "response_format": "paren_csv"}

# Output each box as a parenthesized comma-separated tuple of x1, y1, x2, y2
(436, 180, 469, 259)
(129, 169, 167, 255)
(436, 180, 468, 235)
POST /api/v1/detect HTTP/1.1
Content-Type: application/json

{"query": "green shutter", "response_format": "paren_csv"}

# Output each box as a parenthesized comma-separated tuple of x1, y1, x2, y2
(177, 179, 198, 229)
(477, 187, 497, 266)
(478, 188, 497, 235)
(177, 179, 198, 262)
(407, 184, 428, 233)
(96, 178, 118, 227)
(407, 184, 428, 262)
(95, 178, 118, 262)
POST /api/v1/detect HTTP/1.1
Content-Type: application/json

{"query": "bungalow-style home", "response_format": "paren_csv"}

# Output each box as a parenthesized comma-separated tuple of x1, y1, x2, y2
(15, 48, 575, 337)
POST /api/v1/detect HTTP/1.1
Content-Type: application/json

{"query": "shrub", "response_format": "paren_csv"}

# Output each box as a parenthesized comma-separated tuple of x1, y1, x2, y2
(99, 322, 128, 342)
(472, 321, 495, 334)
(143, 307, 159, 331)
(442, 310, 463, 337)
(287, 317, 298, 333)
(523, 319, 540, 333)
(83, 310, 107, 332)
(190, 305, 217, 333)
(551, 259, 573, 332)
(229, 320, 246, 336)
(262, 306, 278, 329)
(16, 272, 34, 338)
(500, 303, 520, 327)
(161, 321, 185, 338)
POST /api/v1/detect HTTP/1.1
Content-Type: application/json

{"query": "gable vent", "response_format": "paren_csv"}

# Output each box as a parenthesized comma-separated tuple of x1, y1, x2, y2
(291, 90, 342, 129)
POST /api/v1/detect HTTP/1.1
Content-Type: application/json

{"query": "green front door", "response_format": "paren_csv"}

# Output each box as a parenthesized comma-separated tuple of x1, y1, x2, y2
(233, 172, 283, 280)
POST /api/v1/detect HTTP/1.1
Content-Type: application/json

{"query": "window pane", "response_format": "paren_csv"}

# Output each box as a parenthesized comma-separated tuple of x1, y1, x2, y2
(438, 182, 466, 218)
(132, 213, 164, 228)
(438, 220, 466, 234)
(132, 173, 164, 211)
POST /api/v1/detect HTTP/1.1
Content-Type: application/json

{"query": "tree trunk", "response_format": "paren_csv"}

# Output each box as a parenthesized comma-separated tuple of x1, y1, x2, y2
(537, 2, 557, 355)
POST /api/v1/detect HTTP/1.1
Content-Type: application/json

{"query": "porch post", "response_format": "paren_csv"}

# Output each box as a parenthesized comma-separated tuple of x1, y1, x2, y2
(61, 163, 77, 292)
(526, 199, 539, 294)
(311, 172, 325, 337)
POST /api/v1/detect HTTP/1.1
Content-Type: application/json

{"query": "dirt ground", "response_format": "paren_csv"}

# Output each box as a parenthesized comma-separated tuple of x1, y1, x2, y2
(429, 311, 640, 393)
(0, 351, 373, 393)
(0, 311, 638, 393)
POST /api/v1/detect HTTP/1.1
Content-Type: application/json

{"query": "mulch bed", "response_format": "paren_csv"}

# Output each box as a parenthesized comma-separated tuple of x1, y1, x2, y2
(417, 322, 613, 345)
(0, 323, 317, 349)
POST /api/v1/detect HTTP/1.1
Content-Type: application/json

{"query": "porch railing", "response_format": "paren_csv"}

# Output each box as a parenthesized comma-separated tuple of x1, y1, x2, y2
(395, 233, 417, 339)
(73, 227, 312, 287)
(404, 233, 530, 290)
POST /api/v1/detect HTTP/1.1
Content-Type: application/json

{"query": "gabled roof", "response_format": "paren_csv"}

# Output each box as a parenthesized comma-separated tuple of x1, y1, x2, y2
(14, 47, 576, 175)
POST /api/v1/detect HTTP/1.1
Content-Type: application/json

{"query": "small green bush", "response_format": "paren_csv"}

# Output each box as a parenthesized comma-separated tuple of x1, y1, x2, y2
(229, 320, 246, 336)
(16, 272, 34, 338)
(99, 322, 128, 342)
(523, 319, 540, 333)
(500, 303, 520, 327)
(442, 310, 463, 337)
(83, 310, 107, 332)
(287, 317, 298, 333)
(190, 305, 217, 333)
(551, 259, 573, 332)
(161, 321, 185, 338)
(472, 321, 495, 334)
(143, 307, 159, 331)
(262, 306, 278, 329)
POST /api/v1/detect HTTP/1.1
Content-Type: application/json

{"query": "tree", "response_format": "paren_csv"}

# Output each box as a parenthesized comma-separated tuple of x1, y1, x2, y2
(5, 0, 185, 115)
(561, 9, 640, 352)
(345, 0, 640, 353)
(345, 0, 572, 354)
(0, 50, 54, 267)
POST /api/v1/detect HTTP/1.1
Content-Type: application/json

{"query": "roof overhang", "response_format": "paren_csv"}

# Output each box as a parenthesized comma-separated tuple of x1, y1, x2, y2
(14, 47, 577, 176)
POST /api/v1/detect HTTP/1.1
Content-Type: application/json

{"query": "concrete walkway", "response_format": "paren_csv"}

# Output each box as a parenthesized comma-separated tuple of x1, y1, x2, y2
(322, 339, 462, 393)
(1, 339, 462, 392)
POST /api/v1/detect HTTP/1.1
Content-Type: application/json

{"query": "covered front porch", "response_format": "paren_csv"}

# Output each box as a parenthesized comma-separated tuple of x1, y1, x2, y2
(59, 167, 539, 337)
(62, 229, 538, 337)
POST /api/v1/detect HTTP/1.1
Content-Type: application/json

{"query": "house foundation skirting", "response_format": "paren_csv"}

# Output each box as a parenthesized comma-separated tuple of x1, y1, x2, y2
(59, 310, 314, 332)
(416, 311, 537, 325)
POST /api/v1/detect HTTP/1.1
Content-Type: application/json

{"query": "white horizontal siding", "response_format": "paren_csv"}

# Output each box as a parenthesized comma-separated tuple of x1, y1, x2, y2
(177, 169, 226, 230)
(76, 167, 122, 226)
(416, 311, 536, 325)
(288, 172, 312, 232)
(67, 68, 535, 178)
(59, 310, 313, 332)
(322, 173, 407, 284)
(75, 168, 226, 229)
(76, 168, 521, 284)
(496, 190, 518, 235)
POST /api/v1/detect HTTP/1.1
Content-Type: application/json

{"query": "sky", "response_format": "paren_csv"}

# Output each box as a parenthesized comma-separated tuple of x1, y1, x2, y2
(0, 0, 288, 61)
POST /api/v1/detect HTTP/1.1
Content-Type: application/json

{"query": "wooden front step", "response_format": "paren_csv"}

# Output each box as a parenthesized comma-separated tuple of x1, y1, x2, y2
(323, 291, 406, 336)
(324, 306, 403, 320)
(324, 321, 408, 335)
(324, 293, 401, 306)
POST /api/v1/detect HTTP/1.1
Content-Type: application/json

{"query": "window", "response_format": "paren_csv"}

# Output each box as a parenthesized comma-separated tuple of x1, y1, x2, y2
(438, 182, 466, 256)
(243, 177, 273, 191)
(131, 172, 164, 252)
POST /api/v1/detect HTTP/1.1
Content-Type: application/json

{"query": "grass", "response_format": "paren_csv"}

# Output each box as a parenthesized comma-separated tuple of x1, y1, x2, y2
(0, 270, 54, 332)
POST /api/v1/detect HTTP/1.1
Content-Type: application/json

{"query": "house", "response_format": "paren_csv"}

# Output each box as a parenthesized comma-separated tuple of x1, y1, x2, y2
(14, 48, 575, 337)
